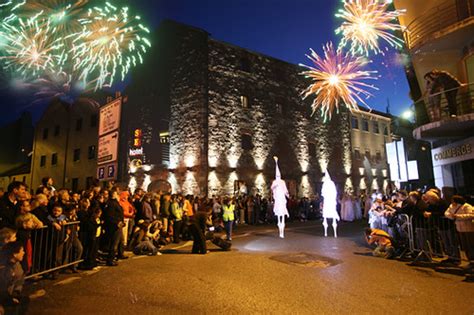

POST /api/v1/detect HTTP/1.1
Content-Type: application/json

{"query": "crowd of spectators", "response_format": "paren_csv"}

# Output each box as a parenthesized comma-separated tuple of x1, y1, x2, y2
(364, 187, 474, 274)
(1, 175, 473, 309)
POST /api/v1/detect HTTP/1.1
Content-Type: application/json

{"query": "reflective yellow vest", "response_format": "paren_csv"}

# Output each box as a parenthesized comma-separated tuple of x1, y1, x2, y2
(222, 204, 235, 222)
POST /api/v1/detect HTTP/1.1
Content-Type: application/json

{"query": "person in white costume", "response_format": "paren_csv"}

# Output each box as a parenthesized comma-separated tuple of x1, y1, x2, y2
(271, 156, 289, 238)
(321, 171, 339, 238)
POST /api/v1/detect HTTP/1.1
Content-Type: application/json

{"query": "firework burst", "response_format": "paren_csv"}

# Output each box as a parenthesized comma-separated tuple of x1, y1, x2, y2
(300, 42, 378, 121)
(0, 17, 66, 77)
(335, 0, 406, 56)
(71, 2, 151, 90)
(12, 0, 90, 35)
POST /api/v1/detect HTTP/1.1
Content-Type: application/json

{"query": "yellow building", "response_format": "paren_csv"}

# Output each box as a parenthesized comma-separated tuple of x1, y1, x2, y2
(394, 0, 474, 193)
(350, 108, 392, 193)
(30, 98, 100, 192)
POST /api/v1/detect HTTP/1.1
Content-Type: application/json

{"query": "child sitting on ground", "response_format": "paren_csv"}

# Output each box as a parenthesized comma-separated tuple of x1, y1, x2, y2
(365, 228, 395, 259)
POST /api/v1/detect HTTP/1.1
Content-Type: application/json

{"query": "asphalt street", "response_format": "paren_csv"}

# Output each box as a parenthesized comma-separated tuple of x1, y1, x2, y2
(24, 221, 474, 314)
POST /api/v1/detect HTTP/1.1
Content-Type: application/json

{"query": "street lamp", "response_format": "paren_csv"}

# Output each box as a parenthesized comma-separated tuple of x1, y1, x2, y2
(401, 109, 414, 120)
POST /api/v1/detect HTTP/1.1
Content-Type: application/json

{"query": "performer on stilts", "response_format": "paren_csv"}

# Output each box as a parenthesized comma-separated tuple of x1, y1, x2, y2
(271, 156, 289, 238)
(321, 171, 339, 238)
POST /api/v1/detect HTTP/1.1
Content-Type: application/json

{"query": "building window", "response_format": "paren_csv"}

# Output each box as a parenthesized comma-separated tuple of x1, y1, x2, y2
(241, 95, 249, 108)
(365, 150, 371, 162)
(239, 57, 251, 72)
(54, 125, 60, 136)
(76, 118, 83, 131)
(159, 132, 170, 144)
(373, 121, 379, 134)
(376, 151, 382, 162)
(354, 149, 361, 160)
(275, 103, 283, 114)
(90, 114, 98, 127)
(40, 155, 46, 167)
(88, 145, 96, 160)
(73, 148, 81, 162)
(71, 178, 79, 192)
(42, 128, 49, 140)
(51, 153, 58, 166)
(362, 119, 369, 131)
(86, 177, 94, 189)
(241, 134, 253, 150)
(308, 143, 316, 156)
(351, 116, 359, 129)
(383, 124, 389, 136)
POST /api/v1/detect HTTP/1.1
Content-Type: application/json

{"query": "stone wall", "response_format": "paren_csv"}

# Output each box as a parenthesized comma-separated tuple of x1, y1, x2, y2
(167, 24, 209, 196)
(206, 39, 352, 198)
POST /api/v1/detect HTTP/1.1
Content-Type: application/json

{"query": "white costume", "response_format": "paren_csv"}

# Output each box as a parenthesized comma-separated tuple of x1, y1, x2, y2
(321, 171, 339, 237)
(271, 156, 289, 238)
(340, 193, 355, 222)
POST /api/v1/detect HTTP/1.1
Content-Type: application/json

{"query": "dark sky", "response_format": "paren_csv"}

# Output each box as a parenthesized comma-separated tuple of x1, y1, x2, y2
(0, 0, 412, 126)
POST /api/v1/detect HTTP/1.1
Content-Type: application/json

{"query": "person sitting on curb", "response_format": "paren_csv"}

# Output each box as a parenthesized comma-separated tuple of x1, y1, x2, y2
(365, 228, 395, 259)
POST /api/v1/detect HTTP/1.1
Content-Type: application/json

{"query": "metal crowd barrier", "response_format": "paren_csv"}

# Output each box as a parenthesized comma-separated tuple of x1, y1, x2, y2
(409, 214, 461, 263)
(26, 221, 83, 280)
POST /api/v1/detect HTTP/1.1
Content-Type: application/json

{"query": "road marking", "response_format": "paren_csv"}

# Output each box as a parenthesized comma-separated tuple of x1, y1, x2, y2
(170, 241, 193, 249)
(82, 267, 103, 276)
(54, 276, 81, 286)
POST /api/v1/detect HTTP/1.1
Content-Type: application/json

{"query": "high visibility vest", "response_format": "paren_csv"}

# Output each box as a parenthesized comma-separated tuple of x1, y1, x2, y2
(222, 204, 235, 222)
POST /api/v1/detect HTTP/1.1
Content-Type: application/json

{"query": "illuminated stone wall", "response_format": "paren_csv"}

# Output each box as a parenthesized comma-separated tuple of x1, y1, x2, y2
(167, 25, 209, 196)
(205, 39, 352, 198)
(135, 21, 353, 197)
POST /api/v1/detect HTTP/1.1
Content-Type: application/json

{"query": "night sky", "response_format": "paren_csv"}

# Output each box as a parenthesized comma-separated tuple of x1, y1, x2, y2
(0, 0, 412, 126)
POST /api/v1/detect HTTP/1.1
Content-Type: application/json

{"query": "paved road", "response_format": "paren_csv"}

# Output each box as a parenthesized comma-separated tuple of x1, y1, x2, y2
(25, 221, 473, 314)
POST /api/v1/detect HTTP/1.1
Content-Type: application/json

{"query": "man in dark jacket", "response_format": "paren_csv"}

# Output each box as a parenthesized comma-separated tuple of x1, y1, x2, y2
(0, 182, 27, 229)
(188, 210, 212, 254)
(103, 188, 124, 266)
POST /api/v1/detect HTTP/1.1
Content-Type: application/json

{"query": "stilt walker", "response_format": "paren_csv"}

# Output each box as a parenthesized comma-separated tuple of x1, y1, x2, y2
(321, 171, 339, 238)
(271, 156, 289, 238)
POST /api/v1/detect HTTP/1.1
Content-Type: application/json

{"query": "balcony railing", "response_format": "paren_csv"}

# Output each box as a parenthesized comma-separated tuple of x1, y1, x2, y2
(403, 0, 474, 49)
(413, 82, 474, 126)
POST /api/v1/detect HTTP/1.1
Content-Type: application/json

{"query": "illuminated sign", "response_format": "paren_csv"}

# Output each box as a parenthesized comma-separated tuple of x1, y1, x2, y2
(129, 147, 143, 156)
(432, 137, 474, 167)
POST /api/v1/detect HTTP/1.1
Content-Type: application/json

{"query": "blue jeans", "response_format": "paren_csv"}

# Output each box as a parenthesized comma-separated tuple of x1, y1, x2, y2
(224, 220, 233, 240)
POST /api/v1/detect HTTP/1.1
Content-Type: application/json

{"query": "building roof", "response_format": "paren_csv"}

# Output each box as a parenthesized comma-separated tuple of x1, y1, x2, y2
(0, 163, 31, 177)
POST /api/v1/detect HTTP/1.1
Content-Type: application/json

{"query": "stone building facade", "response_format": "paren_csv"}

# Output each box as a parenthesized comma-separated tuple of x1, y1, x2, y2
(126, 20, 353, 198)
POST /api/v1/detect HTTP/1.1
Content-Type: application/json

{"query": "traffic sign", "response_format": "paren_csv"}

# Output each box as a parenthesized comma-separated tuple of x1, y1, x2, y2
(99, 98, 121, 136)
(98, 131, 119, 165)
(97, 162, 118, 181)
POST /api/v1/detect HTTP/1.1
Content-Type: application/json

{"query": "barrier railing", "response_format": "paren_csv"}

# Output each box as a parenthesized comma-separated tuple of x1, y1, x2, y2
(410, 214, 461, 263)
(404, 0, 474, 49)
(26, 221, 83, 280)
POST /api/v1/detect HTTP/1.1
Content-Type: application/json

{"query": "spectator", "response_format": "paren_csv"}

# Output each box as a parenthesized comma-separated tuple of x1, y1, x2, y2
(160, 194, 171, 234)
(0, 181, 27, 229)
(119, 191, 135, 247)
(171, 194, 183, 243)
(445, 195, 474, 271)
(222, 197, 235, 241)
(188, 210, 212, 254)
(31, 194, 50, 225)
(365, 228, 395, 259)
(0, 242, 26, 308)
(80, 208, 102, 270)
(0, 228, 17, 250)
(103, 189, 125, 266)
(64, 207, 83, 273)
